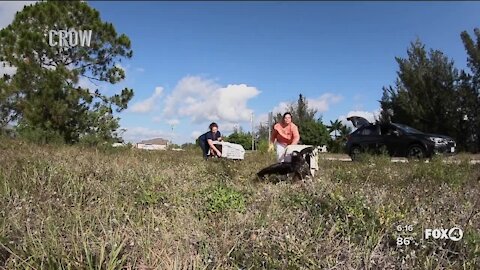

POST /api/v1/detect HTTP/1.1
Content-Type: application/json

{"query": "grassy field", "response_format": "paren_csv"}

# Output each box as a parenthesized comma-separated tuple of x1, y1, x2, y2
(1, 137, 479, 269)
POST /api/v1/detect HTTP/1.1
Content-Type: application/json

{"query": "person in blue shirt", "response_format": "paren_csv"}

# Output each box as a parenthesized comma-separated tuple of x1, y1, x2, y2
(198, 122, 223, 160)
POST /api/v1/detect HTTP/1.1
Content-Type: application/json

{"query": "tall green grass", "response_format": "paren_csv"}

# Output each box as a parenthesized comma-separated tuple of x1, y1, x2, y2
(1, 137, 479, 269)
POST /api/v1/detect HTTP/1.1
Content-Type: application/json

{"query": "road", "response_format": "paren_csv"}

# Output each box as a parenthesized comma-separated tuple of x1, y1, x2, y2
(319, 154, 480, 164)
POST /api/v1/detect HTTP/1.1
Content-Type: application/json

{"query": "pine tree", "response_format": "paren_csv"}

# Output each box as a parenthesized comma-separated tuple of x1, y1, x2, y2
(460, 29, 480, 152)
(380, 40, 459, 136)
(0, 1, 134, 144)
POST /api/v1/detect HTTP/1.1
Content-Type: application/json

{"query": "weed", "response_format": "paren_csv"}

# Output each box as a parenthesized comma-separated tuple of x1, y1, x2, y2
(203, 184, 246, 214)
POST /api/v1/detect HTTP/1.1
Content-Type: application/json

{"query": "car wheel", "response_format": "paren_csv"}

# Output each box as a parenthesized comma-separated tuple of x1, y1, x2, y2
(407, 144, 425, 160)
(350, 146, 362, 161)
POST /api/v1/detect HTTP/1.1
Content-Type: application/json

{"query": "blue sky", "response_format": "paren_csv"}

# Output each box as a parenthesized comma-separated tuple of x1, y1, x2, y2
(1, 1, 480, 144)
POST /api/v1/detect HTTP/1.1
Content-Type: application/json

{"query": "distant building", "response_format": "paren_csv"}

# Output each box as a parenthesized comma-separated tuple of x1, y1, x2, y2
(135, 138, 169, 150)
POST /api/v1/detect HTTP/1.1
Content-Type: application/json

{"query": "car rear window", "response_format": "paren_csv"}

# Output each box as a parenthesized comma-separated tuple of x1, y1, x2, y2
(380, 125, 397, 135)
(358, 125, 380, 136)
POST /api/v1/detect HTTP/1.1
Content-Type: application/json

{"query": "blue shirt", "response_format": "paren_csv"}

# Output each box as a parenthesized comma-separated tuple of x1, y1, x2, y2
(199, 131, 221, 142)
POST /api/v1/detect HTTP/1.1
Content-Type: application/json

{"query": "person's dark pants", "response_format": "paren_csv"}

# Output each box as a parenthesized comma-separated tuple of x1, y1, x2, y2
(199, 140, 208, 160)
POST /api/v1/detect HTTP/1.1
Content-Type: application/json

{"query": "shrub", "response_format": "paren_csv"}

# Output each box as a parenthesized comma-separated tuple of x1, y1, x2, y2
(257, 139, 269, 153)
(16, 124, 65, 145)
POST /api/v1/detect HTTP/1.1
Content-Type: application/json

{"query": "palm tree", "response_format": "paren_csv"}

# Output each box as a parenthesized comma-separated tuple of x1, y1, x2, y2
(339, 124, 352, 141)
(327, 119, 342, 139)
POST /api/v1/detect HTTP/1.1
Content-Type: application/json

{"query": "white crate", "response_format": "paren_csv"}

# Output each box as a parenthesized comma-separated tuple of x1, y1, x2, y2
(212, 141, 245, 160)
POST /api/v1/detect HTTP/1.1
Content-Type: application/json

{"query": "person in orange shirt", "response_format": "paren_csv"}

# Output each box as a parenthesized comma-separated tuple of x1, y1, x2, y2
(269, 112, 300, 162)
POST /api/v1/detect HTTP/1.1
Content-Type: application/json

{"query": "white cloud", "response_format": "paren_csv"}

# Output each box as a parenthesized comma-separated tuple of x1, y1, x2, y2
(308, 93, 343, 112)
(272, 102, 290, 115)
(221, 122, 241, 133)
(0, 1, 36, 30)
(135, 67, 145, 72)
(163, 76, 219, 116)
(191, 130, 202, 140)
(338, 109, 382, 130)
(122, 126, 170, 143)
(217, 84, 260, 122)
(167, 119, 179, 126)
(254, 113, 269, 127)
(271, 93, 343, 116)
(130, 86, 163, 113)
(163, 76, 260, 124)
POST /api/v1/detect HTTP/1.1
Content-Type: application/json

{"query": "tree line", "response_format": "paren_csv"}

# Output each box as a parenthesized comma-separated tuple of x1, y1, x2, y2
(1, 1, 479, 153)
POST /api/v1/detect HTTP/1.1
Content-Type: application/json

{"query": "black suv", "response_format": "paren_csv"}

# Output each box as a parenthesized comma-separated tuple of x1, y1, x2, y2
(346, 116, 456, 160)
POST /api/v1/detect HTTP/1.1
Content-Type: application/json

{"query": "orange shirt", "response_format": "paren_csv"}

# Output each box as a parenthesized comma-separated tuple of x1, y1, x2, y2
(272, 122, 300, 145)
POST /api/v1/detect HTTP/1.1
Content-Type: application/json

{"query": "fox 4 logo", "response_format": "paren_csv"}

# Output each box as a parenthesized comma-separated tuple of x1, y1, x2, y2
(424, 227, 463, 241)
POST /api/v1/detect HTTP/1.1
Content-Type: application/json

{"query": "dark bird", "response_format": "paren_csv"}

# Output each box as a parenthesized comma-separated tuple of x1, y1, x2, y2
(257, 146, 314, 182)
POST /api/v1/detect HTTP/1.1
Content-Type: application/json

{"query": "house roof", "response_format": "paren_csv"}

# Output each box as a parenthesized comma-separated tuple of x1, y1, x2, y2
(138, 138, 169, 145)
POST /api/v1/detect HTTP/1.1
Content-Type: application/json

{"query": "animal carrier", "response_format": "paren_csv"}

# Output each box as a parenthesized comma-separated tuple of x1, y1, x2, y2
(212, 141, 246, 160)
